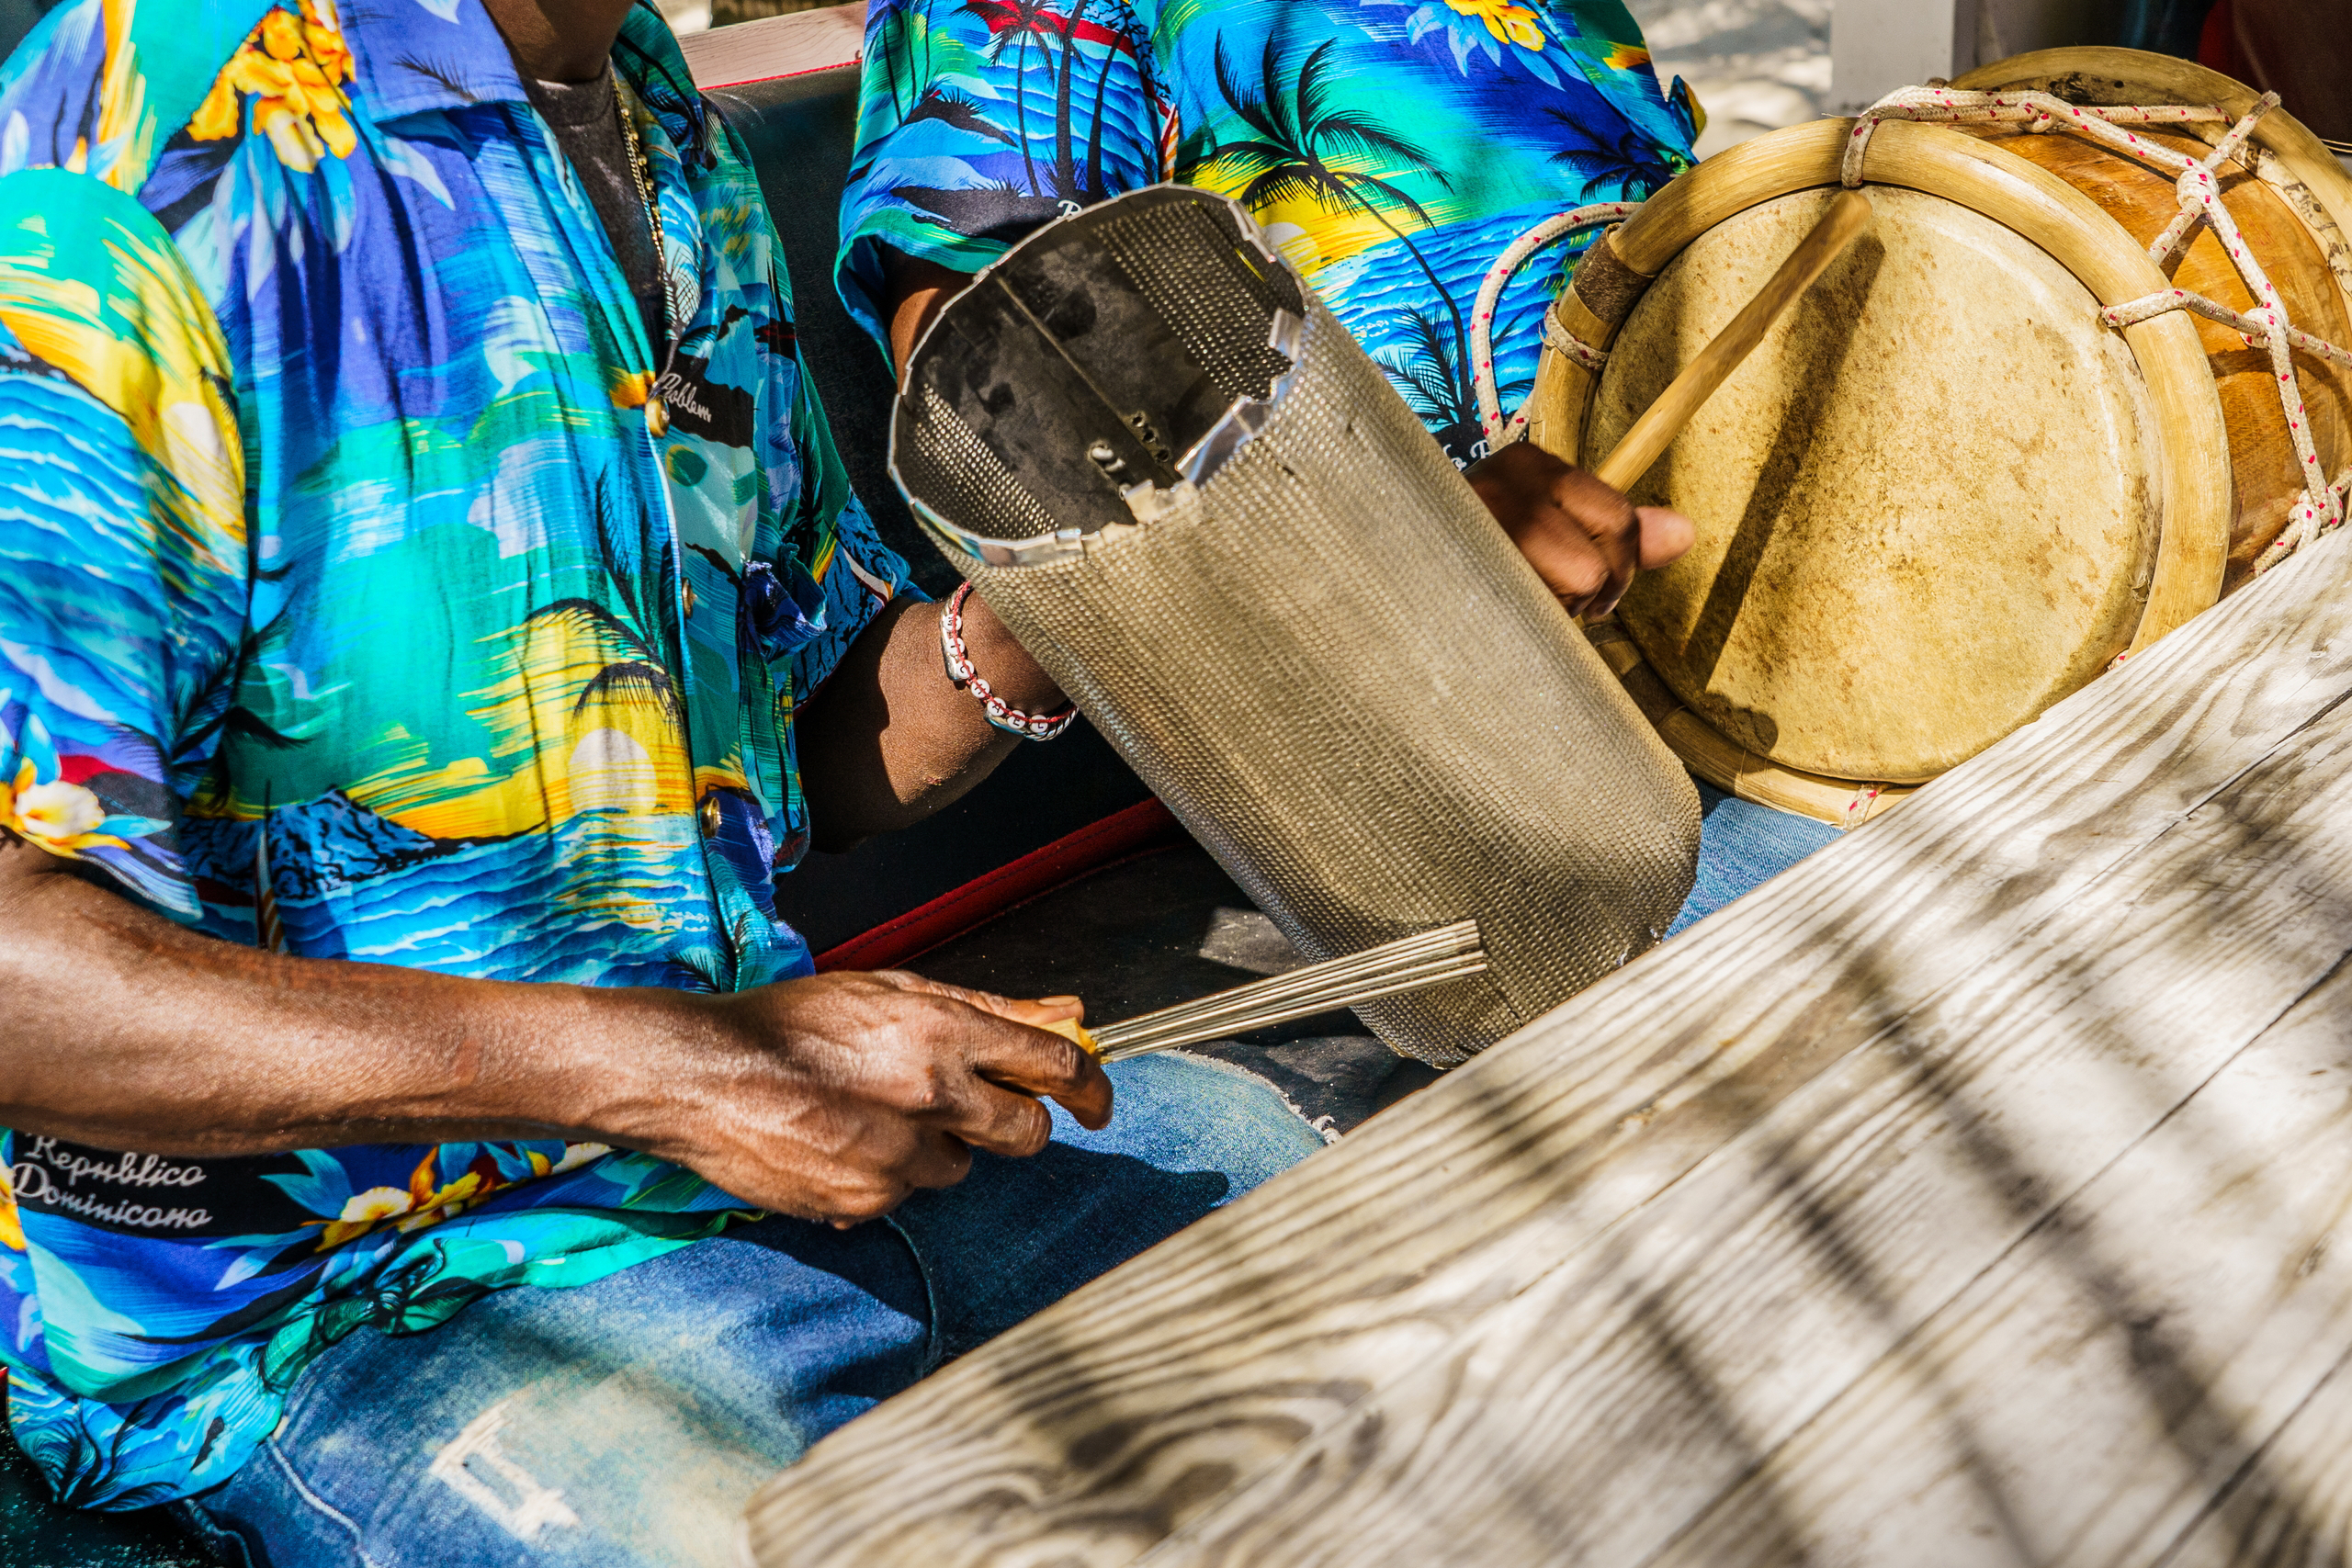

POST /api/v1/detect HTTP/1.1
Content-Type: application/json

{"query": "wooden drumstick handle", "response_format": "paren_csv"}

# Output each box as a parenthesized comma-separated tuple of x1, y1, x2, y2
(1591, 188, 1872, 495)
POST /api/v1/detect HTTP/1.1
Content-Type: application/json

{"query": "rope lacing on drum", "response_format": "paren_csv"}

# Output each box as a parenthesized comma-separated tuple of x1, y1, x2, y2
(1469, 202, 1641, 449)
(1540, 305, 1613, 375)
(1847, 85, 2352, 571)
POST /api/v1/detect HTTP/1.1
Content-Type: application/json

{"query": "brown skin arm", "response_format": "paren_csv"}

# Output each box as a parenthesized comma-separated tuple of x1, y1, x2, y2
(885, 251, 976, 384)
(791, 261, 1071, 849)
(0, 0, 1106, 1222)
(879, 249, 1698, 617)
(0, 582, 1091, 1221)
(0, 841, 1109, 1223)
(795, 590, 1067, 852)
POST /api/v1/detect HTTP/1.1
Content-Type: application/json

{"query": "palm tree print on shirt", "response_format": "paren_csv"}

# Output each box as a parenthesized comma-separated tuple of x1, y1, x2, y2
(840, 0, 1701, 464)
(1545, 105, 1686, 198)
(1198, 34, 1487, 461)
(884, 0, 1148, 243)
(973, 0, 1136, 206)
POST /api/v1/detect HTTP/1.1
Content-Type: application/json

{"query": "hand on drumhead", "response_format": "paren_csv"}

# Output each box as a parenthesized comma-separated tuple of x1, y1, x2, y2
(1465, 443, 1695, 619)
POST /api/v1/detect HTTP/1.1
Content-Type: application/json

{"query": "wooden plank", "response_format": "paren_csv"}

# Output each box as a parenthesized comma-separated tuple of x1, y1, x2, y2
(746, 528, 2352, 1568)
(1146, 716, 2352, 1568)
(2163, 1321, 2352, 1566)
(1642, 957, 2352, 1568)
(676, 4, 864, 88)
(1130, 667, 2352, 1568)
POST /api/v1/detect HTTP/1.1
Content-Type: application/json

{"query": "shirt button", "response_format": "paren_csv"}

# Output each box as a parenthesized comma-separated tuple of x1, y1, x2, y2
(683, 583, 697, 618)
(646, 395, 669, 437)
(698, 795, 721, 839)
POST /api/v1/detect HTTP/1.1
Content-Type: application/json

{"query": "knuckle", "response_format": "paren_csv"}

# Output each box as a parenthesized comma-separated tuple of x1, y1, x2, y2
(1049, 1056, 1093, 1096)
(1496, 442, 1548, 480)
(1010, 1101, 1052, 1156)
(1577, 502, 1636, 547)
(837, 1179, 906, 1221)
(1027, 1031, 1087, 1081)
(885, 1065, 954, 1116)
(1560, 474, 1636, 529)
(1552, 553, 1608, 599)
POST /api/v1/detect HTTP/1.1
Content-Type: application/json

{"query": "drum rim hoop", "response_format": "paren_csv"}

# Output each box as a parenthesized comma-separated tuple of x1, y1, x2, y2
(1951, 44, 2352, 308)
(1537, 115, 2234, 820)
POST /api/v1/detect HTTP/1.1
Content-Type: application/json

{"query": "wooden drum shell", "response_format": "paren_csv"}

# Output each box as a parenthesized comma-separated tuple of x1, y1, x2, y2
(1526, 51, 2352, 824)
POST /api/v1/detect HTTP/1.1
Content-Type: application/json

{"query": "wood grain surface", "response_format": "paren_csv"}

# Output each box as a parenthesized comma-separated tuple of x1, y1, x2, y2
(747, 525, 2352, 1568)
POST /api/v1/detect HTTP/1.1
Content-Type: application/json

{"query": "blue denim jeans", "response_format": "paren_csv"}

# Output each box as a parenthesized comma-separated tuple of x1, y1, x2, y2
(173, 799, 1834, 1568)
(175, 1053, 1328, 1568)
(1668, 783, 1840, 938)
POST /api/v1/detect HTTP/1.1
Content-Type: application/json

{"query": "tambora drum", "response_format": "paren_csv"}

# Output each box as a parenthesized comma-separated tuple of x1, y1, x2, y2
(1516, 48, 2352, 824)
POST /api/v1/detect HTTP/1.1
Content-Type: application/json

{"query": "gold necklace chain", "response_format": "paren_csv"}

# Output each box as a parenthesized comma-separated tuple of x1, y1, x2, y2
(613, 73, 679, 435)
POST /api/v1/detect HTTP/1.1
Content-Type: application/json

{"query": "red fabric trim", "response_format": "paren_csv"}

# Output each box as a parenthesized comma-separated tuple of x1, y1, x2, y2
(813, 797, 1184, 972)
(704, 58, 863, 89)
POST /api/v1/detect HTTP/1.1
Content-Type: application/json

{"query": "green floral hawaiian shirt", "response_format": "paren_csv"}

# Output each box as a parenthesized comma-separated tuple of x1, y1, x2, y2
(0, 0, 908, 1508)
(838, 0, 1702, 467)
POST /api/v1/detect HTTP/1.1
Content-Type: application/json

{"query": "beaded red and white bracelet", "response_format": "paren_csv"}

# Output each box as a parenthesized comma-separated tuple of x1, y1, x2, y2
(939, 582, 1078, 741)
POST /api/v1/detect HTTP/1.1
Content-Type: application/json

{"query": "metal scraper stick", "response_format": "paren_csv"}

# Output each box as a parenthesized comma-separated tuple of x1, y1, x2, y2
(1050, 920, 1487, 1063)
(1591, 188, 1872, 493)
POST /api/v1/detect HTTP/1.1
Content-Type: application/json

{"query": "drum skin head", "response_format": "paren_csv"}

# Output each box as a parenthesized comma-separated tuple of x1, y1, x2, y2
(1590, 186, 2163, 784)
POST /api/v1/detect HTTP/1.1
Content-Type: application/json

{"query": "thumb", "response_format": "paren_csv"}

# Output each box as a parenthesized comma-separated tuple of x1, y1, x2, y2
(993, 994, 1088, 1029)
(1635, 505, 1696, 570)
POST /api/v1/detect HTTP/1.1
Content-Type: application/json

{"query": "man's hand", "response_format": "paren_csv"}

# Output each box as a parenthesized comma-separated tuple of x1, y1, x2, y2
(0, 841, 1108, 1226)
(1465, 442, 1696, 619)
(659, 972, 1110, 1225)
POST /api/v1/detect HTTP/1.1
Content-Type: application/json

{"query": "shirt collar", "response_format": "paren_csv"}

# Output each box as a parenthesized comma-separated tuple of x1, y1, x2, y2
(339, 0, 533, 120)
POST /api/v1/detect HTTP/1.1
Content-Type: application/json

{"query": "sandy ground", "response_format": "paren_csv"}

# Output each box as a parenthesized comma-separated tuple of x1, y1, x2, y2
(1630, 0, 1834, 156)
(661, 0, 716, 39)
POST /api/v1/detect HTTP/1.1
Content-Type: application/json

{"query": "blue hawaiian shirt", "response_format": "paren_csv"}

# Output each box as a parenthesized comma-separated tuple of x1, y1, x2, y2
(0, 0, 910, 1508)
(837, 0, 1702, 468)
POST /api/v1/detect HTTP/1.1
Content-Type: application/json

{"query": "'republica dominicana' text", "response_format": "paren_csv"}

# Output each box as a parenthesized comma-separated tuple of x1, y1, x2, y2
(12, 1138, 213, 1231)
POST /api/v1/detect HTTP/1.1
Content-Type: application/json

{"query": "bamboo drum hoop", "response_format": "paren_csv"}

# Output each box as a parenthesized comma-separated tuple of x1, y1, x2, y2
(1525, 49, 2351, 822)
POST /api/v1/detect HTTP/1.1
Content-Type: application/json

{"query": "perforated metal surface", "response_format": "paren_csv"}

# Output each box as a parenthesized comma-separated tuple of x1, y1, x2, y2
(1096, 200, 1296, 400)
(899, 380, 1061, 548)
(894, 187, 1700, 1064)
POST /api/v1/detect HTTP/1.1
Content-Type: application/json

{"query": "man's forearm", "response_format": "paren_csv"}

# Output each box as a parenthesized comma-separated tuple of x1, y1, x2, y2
(0, 837, 1110, 1222)
(796, 593, 1064, 850)
(884, 252, 975, 387)
(786, 248, 1071, 852)
(0, 844, 682, 1156)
